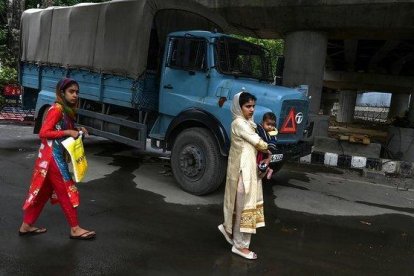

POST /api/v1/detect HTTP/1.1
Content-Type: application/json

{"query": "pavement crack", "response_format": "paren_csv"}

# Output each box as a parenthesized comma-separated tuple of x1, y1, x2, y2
(325, 193, 348, 201)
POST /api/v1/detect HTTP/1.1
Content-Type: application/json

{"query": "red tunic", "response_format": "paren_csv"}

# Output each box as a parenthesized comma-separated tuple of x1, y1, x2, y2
(23, 104, 80, 210)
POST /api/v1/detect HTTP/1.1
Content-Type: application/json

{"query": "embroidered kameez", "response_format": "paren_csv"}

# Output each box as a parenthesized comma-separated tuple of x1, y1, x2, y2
(222, 92, 268, 238)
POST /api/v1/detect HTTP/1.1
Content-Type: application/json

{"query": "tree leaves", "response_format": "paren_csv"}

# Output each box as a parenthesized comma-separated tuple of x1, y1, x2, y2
(233, 35, 284, 78)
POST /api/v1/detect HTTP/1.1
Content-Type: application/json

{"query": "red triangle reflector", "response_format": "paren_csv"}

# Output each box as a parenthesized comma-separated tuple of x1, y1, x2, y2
(280, 108, 297, 134)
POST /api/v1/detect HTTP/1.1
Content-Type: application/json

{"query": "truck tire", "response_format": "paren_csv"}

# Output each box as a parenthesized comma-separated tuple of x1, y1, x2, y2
(171, 127, 227, 195)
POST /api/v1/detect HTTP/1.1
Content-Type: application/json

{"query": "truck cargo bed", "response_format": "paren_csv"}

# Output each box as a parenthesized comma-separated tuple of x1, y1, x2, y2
(20, 63, 159, 111)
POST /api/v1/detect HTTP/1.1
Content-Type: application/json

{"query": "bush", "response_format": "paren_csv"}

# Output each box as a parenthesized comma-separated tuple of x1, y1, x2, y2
(0, 65, 17, 87)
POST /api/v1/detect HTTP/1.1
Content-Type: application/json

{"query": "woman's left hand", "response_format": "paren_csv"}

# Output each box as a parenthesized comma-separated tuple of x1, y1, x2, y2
(78, 127, 89, 137)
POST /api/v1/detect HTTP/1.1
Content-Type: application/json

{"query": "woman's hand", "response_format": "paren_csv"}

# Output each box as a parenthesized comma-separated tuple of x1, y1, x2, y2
(77, 127, 89, 137)
(263, 155, 271, 166)
(64, 129, 79, 139)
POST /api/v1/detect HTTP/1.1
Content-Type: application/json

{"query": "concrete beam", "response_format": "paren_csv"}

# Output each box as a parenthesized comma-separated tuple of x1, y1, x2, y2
(324, 71, 414, 94)
(197, 1, 414, 39)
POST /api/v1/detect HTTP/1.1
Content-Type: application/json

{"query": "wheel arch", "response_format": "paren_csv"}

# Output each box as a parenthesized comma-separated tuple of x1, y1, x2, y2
(165, 108, 229, 156)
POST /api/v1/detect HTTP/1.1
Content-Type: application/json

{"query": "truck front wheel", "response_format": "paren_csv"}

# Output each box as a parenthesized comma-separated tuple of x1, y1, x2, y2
(171, 127, 227, 195)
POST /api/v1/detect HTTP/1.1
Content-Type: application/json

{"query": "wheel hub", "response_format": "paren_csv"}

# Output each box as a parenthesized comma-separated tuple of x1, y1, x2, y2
(179, 145, 205, 178)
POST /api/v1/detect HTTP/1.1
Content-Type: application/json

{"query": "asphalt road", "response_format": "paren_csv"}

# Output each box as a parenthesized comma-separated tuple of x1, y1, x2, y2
(1, 124, 414, 275)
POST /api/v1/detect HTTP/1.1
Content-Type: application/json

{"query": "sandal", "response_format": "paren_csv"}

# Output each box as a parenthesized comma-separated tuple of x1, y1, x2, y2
(231, 246, 257, 260)
(18, 227, 47, 236)
(70, 231, 96, 240)
(218, 224, 234, 245)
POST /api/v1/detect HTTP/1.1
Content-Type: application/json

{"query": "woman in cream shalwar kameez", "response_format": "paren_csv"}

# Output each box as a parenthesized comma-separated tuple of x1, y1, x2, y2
(219, 92, 269, 260)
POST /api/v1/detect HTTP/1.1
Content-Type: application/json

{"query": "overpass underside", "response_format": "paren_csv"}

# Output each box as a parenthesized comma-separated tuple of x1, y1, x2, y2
(196, 0, 414, 161)
(196, 0, 414, 122)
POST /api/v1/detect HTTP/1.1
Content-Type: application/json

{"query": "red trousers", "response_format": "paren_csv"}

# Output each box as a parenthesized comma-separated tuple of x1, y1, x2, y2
(23, 159, 79, 227)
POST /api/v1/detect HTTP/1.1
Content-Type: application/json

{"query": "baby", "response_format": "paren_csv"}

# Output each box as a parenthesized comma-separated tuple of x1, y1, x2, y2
(256, 112, 278, 180)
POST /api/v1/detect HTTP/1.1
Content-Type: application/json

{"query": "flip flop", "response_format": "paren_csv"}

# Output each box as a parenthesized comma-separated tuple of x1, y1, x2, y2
(231, 246, 257, 260)
(18, 227, 47, 236)
(70, 231, 96, 240)
(218, 224, 234, 245)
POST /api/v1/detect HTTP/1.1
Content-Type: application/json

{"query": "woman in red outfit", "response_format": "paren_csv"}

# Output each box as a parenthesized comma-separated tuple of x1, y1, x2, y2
(19, 78, 96, 240)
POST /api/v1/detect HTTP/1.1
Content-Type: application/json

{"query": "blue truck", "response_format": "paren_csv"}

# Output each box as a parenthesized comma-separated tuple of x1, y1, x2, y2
(19, 1, 311, 195)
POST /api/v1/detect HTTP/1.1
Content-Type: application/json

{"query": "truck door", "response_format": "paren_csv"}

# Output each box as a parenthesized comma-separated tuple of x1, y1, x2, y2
(160, 36, 209, 115)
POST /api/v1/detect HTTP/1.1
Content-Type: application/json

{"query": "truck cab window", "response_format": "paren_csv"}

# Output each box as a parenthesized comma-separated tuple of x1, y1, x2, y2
(168, 38, 206, 71)
(216, 37, 272, 81)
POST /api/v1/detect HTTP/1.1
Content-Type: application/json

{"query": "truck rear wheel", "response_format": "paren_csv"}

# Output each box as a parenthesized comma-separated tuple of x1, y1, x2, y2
(171, 127, 227, 195)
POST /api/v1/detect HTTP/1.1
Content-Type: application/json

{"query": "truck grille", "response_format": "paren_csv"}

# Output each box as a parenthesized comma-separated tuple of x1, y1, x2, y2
(277, 100, 308, 143)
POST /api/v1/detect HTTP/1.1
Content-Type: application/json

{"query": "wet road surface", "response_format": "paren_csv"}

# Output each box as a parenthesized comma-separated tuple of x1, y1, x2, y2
(1, 124, 414, 275)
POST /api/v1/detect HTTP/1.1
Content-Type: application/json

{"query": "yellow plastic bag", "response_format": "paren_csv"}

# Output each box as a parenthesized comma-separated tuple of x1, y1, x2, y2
(61, 132, 88, 182)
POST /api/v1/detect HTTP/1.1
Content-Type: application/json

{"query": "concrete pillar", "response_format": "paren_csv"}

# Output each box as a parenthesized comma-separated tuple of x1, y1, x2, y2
(388, 93, 410, 119)
(336, 90, 357, 123)
(283, 31, 328, 114)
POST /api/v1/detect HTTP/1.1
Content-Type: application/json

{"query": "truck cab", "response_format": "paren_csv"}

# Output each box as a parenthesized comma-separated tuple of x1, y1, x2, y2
(150, 31, 310, 194)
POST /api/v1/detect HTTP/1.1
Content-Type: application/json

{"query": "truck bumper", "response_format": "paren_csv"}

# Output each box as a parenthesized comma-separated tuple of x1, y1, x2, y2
(274, 141, 313, 161)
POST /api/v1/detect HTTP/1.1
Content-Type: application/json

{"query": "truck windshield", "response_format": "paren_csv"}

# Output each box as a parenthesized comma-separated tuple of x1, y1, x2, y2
(215, 37, 272, 81)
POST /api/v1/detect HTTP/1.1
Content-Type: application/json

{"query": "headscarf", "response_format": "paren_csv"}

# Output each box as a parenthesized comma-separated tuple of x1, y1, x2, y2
(231, 92, 257, 129)
(55, 78, 78, 120)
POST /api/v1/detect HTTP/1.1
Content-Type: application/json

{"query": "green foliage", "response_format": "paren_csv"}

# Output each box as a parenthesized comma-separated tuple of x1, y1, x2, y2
(235, 36, 284, 56)
(0, 28, 6, 45)
(25, 0, 40, 9)
(26, 0, 107, 9)
(0, 66, 17, 84)
(0, 0, 17, 87)
(0, 66, 18, 94)
(233, 35, 284, 76)
(56, 0, 107, 5)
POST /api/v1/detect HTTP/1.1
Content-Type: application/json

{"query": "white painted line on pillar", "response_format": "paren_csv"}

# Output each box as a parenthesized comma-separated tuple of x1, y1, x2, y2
(300, 154, 312, 164)
(324, 152, 338, 167)
(351, 156, 367, 168)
